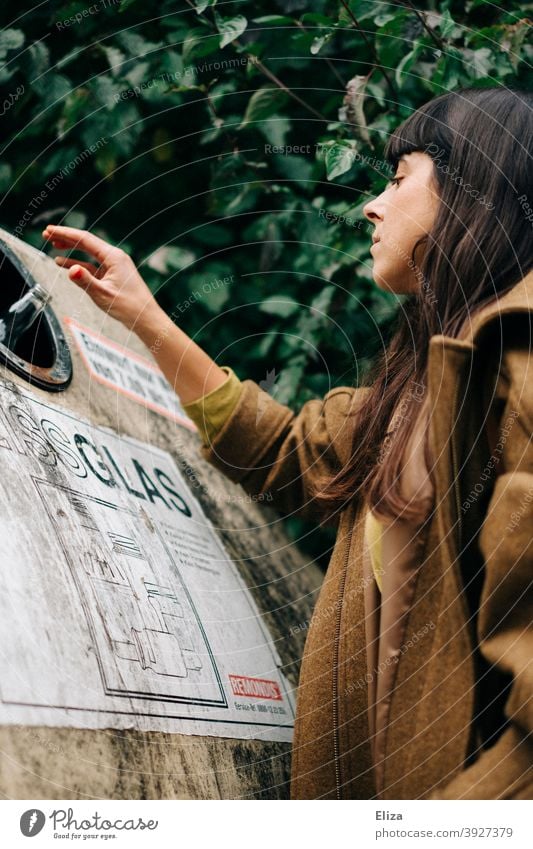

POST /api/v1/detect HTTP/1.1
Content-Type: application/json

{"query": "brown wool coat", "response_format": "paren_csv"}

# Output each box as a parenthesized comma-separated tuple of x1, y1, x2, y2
(200, 270, 533, 800)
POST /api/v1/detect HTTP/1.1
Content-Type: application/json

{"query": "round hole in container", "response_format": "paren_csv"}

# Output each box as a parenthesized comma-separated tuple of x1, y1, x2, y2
(0, 238, 72, 391)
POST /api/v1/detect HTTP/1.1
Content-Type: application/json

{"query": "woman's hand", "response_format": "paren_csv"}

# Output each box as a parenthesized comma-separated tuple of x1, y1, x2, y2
(42, 224, 161, 332)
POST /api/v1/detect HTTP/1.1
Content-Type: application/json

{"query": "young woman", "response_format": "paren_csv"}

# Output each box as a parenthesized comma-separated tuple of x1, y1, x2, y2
(43, 86, 533, 800)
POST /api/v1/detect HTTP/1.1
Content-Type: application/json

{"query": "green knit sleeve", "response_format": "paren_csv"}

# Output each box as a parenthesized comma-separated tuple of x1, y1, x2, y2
(181, 366, 243, 446)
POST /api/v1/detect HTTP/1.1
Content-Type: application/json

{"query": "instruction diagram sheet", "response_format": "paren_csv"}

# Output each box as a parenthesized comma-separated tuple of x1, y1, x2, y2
(0, 379, 295, 742)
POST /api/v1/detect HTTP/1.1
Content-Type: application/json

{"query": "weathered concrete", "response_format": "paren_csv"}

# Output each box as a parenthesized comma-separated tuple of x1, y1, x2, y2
(0, 229, 323, 799)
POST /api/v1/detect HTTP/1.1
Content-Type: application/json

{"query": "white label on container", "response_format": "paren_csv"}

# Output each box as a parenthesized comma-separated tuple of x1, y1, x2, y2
(0, 379, 295, 742)
(64, 317, 196, 430)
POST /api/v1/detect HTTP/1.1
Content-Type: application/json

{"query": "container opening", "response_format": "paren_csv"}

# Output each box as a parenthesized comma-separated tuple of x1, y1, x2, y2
(0, 249, 55, 368)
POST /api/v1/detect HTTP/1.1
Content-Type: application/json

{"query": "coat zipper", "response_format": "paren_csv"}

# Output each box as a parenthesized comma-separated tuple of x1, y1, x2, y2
(332, 521, 354, 800)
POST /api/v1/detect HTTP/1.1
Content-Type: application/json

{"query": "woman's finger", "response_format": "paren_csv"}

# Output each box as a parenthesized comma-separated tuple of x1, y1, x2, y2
(67, 263, 107, 294)
(42, 225, 115, 264)
(55, 257, 98, 271)
(48, 239, 71, 249)
(54, 256, 102, 277)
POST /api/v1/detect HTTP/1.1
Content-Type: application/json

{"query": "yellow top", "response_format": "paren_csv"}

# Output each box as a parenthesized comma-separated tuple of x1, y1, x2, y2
(182, 367, 384, 592)
(364, 508, 384, 592)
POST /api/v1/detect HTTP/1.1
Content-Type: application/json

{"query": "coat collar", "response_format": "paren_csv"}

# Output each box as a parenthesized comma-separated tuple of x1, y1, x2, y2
(425, 267, 533, 570)
(469, 267, 533, 340)
(427, 267, 533, 521)
(431, 268, 533, 351)
(427, 267, 533, 562)
(426, 269, 533, 585)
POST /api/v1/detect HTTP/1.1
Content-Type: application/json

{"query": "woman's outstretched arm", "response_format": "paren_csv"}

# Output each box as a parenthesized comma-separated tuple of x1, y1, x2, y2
(42, 224, 228, 404)
(43, 224, 368, 525)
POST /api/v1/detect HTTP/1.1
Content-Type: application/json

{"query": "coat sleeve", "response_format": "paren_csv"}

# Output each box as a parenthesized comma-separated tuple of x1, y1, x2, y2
(197, 377, 370, 525)
(430, 338, 533, 799)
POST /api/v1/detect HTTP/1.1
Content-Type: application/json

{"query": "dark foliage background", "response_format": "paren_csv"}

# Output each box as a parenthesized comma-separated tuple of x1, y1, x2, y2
(0, 0, 531, 565)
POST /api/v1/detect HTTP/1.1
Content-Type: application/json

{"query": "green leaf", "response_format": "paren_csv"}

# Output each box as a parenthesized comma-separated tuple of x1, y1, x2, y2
(300, 13, 335, 26)
(94, 148, 116, 178)
(239, 86, 289, 128)
(194, 0, 217, 13)
(310, 285, 335, 315)
(36, 73, 72, 108)
(116, 32, 163, 59)
(430, 46, 464, 91)
(439, 9, 458, 40)
(214, 13, 248, 49)
(0, 65, 16, 84)
(146, 246, 196, 274)
(102, 45, 126, 76)
(375, 10, 414, 68)
(0, 28, 25, 58)
(56, 88, 89, 138)
(193, 224, 233, 247)
(201, 282, 231, 313)
(467, 47, 494, 79)
(259, 296, 300, 317)
(251, 16, 294, 25)
(22, 40, 49, 77)
(91, 76, 124, 110)
(182, 28, 221, 64)
(258, 114, 291, 147)
(310, 32, 334, 55)
(55, 46, 82, 71)
(395, 46, 420, 88)
(256, 331, 278, 357)
(325, 142, 357, 181)
(123, 60, 151, 87)
(224, 185, 262, 215)
(338, 0, 379, 25)
(374, 11, 398, 27)
(0, 163, 13, 192)
(270, 359, 307, 404)
(63, 210, 87, 229)
(365, 78, 386, 107)
(274, 154, 315, 191)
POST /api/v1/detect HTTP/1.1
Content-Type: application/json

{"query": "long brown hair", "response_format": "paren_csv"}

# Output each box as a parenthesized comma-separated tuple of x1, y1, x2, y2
(312, 86, 533, 525)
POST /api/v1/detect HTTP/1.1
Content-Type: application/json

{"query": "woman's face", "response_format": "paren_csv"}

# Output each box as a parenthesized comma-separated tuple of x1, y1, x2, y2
(363, 151, 439, 294)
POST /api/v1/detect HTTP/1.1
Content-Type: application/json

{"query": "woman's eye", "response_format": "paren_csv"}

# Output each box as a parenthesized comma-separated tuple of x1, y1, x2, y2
(389, 176, 403, 187)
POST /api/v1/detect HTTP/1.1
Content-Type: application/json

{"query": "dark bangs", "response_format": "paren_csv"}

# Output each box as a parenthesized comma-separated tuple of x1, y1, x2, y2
(383, 93, 455, 172)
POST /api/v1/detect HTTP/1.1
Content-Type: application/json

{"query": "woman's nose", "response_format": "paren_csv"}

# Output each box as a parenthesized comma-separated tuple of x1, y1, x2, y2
(363, 197, 383, 224)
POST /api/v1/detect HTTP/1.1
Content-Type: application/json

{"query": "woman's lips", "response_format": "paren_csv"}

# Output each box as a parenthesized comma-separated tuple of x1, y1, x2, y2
(370, 240, 381, 251)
